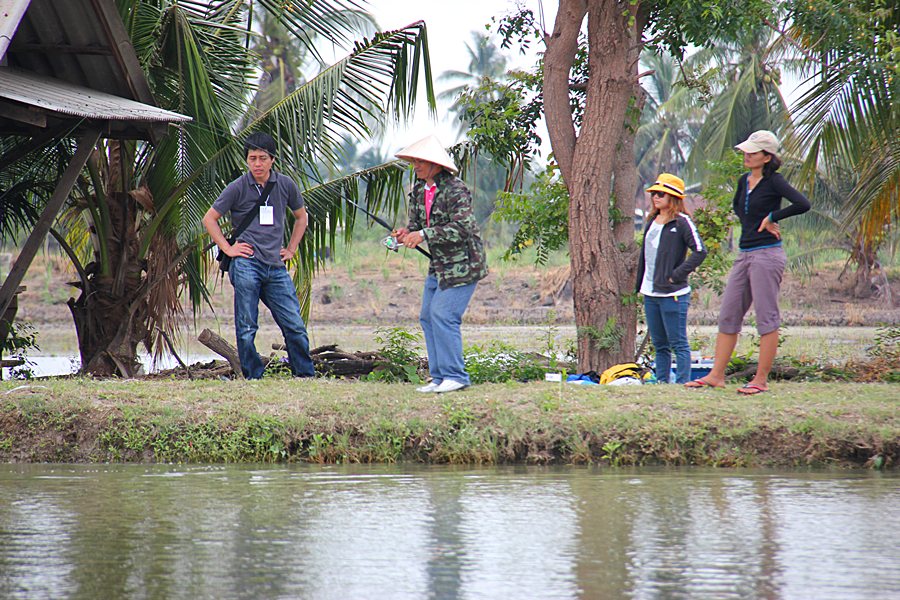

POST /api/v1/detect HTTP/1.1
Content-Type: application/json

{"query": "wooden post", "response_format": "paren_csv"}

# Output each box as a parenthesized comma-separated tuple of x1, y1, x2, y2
(0, 129, 101, 320)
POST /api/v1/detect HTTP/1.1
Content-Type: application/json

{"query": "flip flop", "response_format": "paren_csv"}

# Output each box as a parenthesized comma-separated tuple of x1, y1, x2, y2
(684, 378, 723, 389)
(737, 383, 768, 395)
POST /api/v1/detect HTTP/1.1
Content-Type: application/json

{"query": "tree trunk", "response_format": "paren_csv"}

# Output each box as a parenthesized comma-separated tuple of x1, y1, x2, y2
(851, 239, 877, 299)
(69, 190, 149, 377)
(545, 0, 643, 372)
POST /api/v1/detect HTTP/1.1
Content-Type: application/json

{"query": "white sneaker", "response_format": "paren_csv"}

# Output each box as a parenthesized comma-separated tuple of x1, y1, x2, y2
(416, 382, 440, 393)
(434, 379, 467, 393)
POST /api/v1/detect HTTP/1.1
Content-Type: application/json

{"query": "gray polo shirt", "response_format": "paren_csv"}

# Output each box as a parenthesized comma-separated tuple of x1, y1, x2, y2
(212, 170, 304, 266)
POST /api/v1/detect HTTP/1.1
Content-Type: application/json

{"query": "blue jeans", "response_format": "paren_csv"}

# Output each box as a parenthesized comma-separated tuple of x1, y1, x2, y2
(229, 257, 315, 379)
(644, 293, 691, 383)
(419, 275, 477, 386)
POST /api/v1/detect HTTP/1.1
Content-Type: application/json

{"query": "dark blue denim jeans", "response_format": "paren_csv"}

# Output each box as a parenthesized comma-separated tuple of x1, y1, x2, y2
(419, 275, 477, 386)
(644, 293, 691, 383)
(229, 257, 314, 379)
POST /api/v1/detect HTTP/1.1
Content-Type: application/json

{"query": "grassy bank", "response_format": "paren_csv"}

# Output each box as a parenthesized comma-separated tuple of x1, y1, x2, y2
(1, 379, 896, 469)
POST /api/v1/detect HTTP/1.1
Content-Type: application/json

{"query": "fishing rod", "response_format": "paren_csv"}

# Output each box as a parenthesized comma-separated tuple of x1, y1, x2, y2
(345, 197, 431, 259)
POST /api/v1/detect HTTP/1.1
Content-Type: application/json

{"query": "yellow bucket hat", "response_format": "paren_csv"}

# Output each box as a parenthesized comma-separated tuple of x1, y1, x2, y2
(646, 173, 686, 199)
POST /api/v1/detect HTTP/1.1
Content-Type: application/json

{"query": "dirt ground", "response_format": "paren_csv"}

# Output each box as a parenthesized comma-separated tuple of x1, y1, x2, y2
(10, 253, 899, 333)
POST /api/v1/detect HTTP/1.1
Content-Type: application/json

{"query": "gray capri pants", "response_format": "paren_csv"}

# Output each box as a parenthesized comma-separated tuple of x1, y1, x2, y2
(718, 246, 787, 335)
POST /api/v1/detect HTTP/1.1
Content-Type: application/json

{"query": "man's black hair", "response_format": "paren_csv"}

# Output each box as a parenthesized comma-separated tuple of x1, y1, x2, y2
(244, 132, 277, 159)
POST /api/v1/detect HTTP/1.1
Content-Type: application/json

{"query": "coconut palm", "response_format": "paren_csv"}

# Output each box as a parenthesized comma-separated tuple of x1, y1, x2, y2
(439, 31, 509, 137)
(3, 0, 434, 376)
(785, 0, 899, 297)
(243, 4, 378, 124)
(683, 25, 795, 179)
(635, 51, 705, 193)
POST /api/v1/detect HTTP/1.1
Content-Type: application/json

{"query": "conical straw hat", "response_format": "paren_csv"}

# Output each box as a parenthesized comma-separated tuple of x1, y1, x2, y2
(395, 135, 458, 175)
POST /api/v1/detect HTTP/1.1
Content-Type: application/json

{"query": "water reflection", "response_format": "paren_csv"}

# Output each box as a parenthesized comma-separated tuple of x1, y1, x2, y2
(0, 465, 898, 599)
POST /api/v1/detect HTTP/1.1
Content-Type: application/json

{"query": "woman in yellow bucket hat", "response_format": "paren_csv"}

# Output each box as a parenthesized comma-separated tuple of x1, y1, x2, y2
(636, 173, 707, 383)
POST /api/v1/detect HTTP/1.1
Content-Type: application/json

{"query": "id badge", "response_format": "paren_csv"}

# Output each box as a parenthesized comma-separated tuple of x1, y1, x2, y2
(259, 205, 274, 226)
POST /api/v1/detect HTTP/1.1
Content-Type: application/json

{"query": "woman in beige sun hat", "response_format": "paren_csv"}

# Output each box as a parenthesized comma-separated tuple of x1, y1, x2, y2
(685, 130, 811, 395)
(392, 135, 487, 394)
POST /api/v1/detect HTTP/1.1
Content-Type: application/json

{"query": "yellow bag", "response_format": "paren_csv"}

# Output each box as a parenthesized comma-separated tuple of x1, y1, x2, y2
(599, 362, 643, 384)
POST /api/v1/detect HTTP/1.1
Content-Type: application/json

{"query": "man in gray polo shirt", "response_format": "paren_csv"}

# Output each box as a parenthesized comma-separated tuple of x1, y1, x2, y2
(202, 132, 315, 379)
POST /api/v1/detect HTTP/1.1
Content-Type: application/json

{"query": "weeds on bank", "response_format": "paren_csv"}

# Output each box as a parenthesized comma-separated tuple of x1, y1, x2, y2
(1, 379, 896, 467)
(365, 327, 424, 384)
(464, 341, 546, 383)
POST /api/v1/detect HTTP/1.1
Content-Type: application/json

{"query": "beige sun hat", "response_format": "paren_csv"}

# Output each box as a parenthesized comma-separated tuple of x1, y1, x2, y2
(395, 135, 458, 175)
(735, 130, 780, 158)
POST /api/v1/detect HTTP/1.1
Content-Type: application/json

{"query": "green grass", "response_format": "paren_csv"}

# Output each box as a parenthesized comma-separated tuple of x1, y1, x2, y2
(1, 379, 896, 468)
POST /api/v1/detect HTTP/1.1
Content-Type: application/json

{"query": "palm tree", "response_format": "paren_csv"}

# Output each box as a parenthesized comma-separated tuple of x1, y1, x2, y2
(635, 51, 705, 192)
(243, 4, 378, 123)
(5, 0, 434, 376)
(439, 31, 509, 137)
(683, 25, 795, 179)
(786, 1, 899, 298)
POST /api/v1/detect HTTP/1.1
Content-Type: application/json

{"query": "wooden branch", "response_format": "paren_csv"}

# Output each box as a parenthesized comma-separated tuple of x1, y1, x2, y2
(543, 0, 586, 183)
(198, 328, 243, 379)
(156, 327, 192, 380)
(317, 359, 377, 377)
(728, 364, 801, 381)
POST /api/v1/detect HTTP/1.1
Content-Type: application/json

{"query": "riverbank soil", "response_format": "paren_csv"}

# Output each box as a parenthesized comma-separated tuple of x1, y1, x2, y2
(0, 379, 896, 468)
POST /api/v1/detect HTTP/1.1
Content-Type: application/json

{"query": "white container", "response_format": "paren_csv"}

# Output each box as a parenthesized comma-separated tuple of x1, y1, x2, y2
(544, 373, 562, 382)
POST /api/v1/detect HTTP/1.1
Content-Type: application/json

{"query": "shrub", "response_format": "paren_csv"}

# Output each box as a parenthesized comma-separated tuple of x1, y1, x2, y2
(464, 341, 546, 384)
(365, 327, 424, 383)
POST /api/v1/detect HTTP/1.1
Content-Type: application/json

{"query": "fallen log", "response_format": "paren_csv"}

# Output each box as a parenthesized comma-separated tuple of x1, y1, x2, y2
(199, 328, 243, 379)
(272, 343, 380, 378)
(317, 359, 378, 377)
(728, 364, 801, 381)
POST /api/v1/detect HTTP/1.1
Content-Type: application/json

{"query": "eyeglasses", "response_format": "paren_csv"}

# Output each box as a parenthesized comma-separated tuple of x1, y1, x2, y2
(650, 191, 667, 198)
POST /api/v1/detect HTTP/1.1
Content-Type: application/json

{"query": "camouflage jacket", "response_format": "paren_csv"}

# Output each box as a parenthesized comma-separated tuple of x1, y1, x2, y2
(406, 170, 488, 289)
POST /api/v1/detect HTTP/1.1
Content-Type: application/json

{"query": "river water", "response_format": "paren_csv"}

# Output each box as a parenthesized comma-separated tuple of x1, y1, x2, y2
(0, 464, 897, 599)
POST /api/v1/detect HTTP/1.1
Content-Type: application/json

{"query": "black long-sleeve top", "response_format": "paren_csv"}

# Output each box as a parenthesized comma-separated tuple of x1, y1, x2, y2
(733, 172, 811, 250)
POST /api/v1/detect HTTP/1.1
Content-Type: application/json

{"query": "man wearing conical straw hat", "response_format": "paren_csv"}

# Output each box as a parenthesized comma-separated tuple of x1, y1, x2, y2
(393, 135, 488, 393)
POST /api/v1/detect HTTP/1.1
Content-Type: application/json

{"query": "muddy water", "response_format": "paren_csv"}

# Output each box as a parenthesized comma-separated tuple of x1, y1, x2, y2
(0, 465, 897, 599)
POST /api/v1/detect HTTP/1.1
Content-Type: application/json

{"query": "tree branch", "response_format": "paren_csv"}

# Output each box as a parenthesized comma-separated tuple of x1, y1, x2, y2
(543, 0, 587, 184)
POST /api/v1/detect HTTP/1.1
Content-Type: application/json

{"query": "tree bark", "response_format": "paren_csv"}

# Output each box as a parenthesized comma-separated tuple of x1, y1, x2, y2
(199, 328, 243, 378)
(543, 0, 586, 186)
(69, 188, 149, 377)
(545, 1, 642, 372)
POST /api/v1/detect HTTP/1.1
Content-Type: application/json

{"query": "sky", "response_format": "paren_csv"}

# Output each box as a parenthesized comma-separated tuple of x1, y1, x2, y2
(364, 1, 553, 154)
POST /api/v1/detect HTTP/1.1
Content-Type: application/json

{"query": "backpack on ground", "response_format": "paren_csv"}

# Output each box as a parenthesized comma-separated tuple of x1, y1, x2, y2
(599, 362, 645, 384)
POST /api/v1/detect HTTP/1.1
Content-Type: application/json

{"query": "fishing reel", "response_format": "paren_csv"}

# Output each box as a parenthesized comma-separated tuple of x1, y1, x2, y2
(382, 236, 400, 252)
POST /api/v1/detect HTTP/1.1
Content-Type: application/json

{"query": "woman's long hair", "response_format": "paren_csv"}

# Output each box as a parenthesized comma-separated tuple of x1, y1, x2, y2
(763, 152, 782, 178)
(647, 193, 688, 222)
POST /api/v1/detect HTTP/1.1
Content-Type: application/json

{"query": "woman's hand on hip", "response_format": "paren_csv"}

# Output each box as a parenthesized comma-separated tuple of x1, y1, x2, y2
(758, 216, 781, 240)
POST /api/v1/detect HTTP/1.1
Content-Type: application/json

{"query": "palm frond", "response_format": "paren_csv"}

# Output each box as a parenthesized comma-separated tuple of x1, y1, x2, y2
(240, 22, 435, 190)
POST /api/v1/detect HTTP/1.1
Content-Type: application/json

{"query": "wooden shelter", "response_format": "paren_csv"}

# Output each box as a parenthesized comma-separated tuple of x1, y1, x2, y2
(0, 0, 191, 347)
